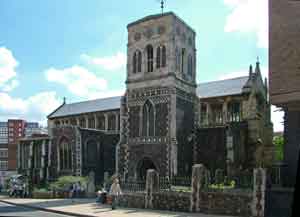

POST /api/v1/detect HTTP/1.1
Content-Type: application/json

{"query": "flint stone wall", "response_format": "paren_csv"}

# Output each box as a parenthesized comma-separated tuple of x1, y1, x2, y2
(119, 191, 251, 216)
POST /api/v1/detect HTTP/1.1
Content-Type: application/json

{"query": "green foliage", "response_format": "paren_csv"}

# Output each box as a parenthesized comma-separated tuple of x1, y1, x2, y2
(273, 135, 284, 161)
(209, 180, 235, 189)
(49, 176, 87, 192)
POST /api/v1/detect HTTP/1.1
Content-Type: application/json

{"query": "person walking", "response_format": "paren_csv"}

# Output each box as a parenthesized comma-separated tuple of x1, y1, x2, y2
(109, 178, 122, 210)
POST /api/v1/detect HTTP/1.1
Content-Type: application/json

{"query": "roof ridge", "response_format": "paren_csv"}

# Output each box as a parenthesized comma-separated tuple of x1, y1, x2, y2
(198, 76, 249, 85)
(65, 95, 122, 106)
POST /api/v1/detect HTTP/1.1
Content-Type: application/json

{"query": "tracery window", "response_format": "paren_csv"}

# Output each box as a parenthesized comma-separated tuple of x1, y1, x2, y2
(142, 100, 155, 136)
(88, 117, 95, 129)
(211, 104, 223, 125)
(228, 102, 241, 122)
(156, 45, 166, 69)
(59, 138, 72, 171)
(133, 50, 142, 73)
(97, 115, 105, 130)
(108, 114, 116, 131)
(79, 118, 86, 128)
(146, 45, 154, 72)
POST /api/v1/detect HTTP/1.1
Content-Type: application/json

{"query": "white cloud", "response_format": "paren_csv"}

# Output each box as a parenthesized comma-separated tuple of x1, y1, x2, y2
(81, 52, 126, 71)
(224, 0, 268, 48)
(0, 91, 61, 125)
(88, 89, 125, 100)
(0, 47, 19, 92)
(218, 65, 268, 80)
(45, 65, 108, 98)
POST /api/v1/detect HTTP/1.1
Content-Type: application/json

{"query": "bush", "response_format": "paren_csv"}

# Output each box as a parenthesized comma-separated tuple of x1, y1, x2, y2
(50, 176, 88, 192)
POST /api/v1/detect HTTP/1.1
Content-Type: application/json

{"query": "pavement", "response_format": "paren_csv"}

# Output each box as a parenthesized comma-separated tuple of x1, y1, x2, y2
(0, 201, 72, 217)
(0, 196, 234, 217)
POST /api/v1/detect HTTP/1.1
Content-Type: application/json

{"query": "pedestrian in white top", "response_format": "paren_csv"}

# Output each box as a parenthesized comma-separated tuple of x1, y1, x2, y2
(109, 178, 122, 210)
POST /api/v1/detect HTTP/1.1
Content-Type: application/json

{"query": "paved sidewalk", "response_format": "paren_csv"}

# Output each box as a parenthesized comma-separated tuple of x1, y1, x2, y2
(0, 196, 234, 217)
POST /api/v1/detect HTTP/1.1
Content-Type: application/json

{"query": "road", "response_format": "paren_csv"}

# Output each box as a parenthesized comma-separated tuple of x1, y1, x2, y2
(0, 201, 73, 217)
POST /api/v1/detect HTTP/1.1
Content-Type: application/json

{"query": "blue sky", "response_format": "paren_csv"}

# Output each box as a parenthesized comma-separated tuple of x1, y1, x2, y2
(0, 0, 283, 131)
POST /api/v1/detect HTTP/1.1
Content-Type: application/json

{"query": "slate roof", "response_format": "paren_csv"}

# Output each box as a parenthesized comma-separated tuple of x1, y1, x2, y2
(197, 76, 249, 99)
(48, 76, 250, 118)
(48, 96, 122, 119)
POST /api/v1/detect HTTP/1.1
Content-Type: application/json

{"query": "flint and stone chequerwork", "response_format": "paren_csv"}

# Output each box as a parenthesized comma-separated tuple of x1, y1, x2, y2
(18, 12, 273, 184)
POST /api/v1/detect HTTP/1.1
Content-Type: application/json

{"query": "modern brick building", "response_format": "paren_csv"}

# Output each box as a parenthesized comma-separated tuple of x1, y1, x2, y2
(270, 0, 300, 187)
(0, 120, 42, 185)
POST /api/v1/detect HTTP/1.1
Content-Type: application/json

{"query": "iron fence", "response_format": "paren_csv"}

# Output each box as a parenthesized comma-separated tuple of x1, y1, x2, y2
(120, 180, 146, 193)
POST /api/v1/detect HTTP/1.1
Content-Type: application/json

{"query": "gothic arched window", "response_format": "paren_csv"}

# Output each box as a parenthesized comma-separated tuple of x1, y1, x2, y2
(133, 52, 137, 74)
(162, 46, 166, 67)
(188, 54, 193, 76)
(146, 45, 153, 72)
(59, 138, 72, 171)
(156, 45, 166, 69)
(181, 48, 186, 74)
(156, 47, 161, 68)
(138, 51, 142, 72)
(142, 100, 155, 136)
(133, 50, 142, 74)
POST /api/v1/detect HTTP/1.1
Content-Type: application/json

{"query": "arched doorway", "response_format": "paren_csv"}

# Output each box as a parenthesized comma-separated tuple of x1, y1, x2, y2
(137, 157, 156, 180)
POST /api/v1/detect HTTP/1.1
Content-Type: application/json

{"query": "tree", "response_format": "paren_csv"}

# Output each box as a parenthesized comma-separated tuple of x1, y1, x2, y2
(273, 135, 284, 162)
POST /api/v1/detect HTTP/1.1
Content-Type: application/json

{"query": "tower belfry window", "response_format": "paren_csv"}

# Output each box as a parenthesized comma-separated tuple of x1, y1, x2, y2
(156, 45, 166, 69)
(188, 54, 193, 76)
(146, 45, 154, 72)
(181, 48, 186, 74)
(133, 50, 142, 73)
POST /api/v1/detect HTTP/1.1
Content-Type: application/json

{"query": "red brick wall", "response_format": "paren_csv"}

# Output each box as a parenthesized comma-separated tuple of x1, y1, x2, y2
(8, 119, 25, 170)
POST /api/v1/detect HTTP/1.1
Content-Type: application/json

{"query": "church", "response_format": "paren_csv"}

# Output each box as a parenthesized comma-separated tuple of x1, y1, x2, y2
(18, 12, 273, 184)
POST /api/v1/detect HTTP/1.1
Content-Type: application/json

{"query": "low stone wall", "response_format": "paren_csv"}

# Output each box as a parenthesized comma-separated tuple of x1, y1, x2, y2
(200, 191, 252, 217)
(119, 190, 251, 216)
(119, 193, 145, 209)
(152, 191, 190, 212)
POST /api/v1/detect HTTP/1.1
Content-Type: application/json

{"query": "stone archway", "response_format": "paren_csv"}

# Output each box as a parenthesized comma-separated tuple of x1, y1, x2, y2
(137, 157, 156, 180)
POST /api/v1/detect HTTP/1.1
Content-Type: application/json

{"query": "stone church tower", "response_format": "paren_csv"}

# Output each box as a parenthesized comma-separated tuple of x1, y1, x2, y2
(118, 12, 197, 180)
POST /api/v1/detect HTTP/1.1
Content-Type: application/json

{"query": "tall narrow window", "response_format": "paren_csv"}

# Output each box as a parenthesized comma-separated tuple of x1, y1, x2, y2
(146, 45, 153, 72)
(162, 46, 166, 67)
(59, 138, 72, 171)
(142, 100, 155, 136)
(181, 48, 186, 74)
(188, 55, 193, 76)
(156, 47, 161, 68)
(138, 51, 142, 72)
(133, 52, 137, 73)
(156, 45, 166, 69)
(133, 50, 142, 73)
(175, 47, 180, 71)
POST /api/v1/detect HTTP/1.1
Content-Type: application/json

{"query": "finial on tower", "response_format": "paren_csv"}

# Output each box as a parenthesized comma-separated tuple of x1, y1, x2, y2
(249, 64, 253, 77)
(161, 0, 165, 14)
(255, 56, 261, 74)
